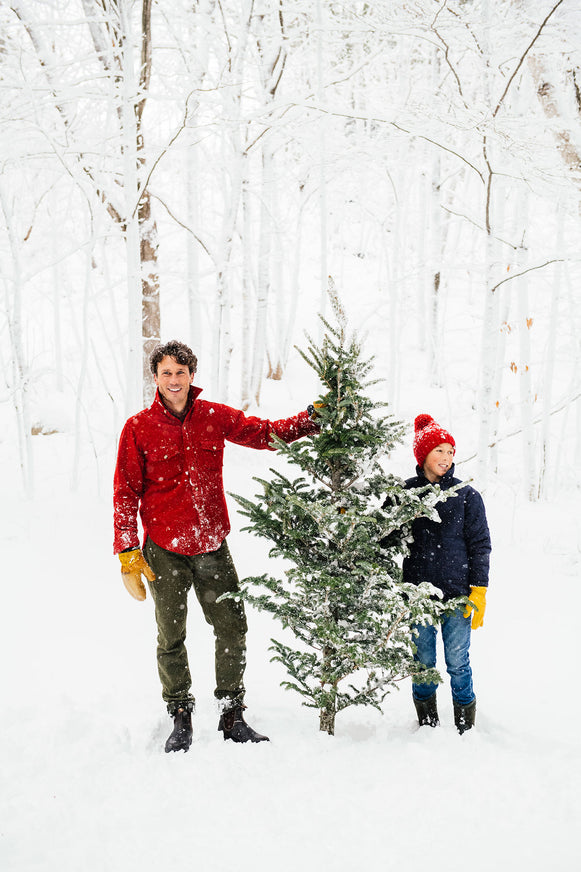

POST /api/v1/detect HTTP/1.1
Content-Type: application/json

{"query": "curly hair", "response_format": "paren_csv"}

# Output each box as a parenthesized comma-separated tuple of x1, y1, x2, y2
(150, 340, 198, 376)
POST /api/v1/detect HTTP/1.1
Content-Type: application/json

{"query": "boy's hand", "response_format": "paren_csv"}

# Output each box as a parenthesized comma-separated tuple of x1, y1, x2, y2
(119, 549, 156, 601)
(463, 586, 487, 629)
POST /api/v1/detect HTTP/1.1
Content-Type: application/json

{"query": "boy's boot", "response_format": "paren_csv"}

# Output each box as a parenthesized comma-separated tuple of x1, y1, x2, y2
(413, 692, 439, 727)
(218, 705, 269, 743)
(165, 708, 193, 753)
(453, 698, 476, 735)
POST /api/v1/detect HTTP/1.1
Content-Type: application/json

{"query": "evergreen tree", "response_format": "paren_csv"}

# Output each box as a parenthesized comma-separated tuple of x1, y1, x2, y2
(233, 285, 463, 735)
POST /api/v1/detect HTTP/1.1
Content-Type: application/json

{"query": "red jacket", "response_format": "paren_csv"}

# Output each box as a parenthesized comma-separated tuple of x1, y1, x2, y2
(113, 386, 319, 556)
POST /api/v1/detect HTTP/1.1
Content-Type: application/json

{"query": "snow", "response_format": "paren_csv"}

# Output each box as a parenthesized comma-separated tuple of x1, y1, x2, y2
(3, 2, 581, 865)
(1, 430, 579, 871)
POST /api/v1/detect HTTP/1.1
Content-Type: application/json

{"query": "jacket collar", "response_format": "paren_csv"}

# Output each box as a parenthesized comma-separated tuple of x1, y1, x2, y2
(151, 385, 203, 422)
(415, 463, 456, 488)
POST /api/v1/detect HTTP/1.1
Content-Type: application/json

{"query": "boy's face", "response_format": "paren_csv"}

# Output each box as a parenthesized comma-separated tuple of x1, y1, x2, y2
(423, 443, 455, 483)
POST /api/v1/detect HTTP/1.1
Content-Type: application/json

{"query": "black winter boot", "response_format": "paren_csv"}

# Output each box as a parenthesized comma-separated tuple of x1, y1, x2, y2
(165, 708, 193, 753)
(413, 692, 439, 727)
(453, 698, 476, 735)
(218, 706, 269, 743)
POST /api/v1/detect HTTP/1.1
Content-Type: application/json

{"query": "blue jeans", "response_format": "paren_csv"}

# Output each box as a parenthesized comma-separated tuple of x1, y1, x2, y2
(412, 608, 475, 706)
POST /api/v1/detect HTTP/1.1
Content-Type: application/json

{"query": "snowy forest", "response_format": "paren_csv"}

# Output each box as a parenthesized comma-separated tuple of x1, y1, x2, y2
(2, 2, 580, 871)
(2, 0, 581, 500)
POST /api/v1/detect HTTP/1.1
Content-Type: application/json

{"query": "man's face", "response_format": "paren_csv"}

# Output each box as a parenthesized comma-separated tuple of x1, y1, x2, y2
(154, 355, 194, 414)
(423, 443, 454, 483)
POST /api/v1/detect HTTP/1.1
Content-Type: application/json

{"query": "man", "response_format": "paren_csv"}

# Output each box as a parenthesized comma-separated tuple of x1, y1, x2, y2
(114, 340, 319, 752)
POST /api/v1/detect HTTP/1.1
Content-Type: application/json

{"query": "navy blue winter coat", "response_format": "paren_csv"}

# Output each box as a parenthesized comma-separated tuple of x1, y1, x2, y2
(402, 465, 491, 600)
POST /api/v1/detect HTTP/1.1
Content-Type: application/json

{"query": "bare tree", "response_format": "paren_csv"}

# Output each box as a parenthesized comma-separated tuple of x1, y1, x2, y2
(10, 0, 159, 410)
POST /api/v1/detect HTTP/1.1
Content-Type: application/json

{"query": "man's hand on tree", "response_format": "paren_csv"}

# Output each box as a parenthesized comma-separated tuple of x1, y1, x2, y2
(307, 402, 326, 421)
(118, 549, 156, 601)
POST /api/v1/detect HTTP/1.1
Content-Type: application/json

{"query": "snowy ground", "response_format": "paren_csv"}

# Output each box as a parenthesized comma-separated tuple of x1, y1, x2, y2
(2, 424, 579, 872)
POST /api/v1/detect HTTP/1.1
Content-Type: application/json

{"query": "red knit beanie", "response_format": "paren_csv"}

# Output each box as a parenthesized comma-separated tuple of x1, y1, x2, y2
(413, 414, 455, 469)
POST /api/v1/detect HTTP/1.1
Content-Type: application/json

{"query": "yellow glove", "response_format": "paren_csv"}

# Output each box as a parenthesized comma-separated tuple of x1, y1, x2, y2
(463, 586, 487, 629)
(119, 549, 156, 601)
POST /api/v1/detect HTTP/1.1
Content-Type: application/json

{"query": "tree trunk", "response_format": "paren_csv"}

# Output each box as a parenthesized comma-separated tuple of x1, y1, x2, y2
(240, 162, 253, 409)
(136, 0, 159, 407)
(211, 0, 253, 401)
(139, 188, 160, 406)
(72, 243, 93, 491)
(528, 55, 581, 184)
(254, 4, 288, 389)
(250, 146, 272, 405)
(119, 1, 143, 416)
(319, 706, 336, 736)
(280, 181, 306, 370)
(513, 181, 536, 500)
(428, 45, 442, 388)
(268, 158, 285, 381)
(315, 0, 328, 331)
(477, 0, 497, 488)
(417, 167, 428, 358)
(186, 127, 202, 358)
(184, 2, 214, 361)
(538, 210, 562, 499)
(477, 219, 501, 489)
(319, 643, 337, 735)
(0, 184, 33, 495)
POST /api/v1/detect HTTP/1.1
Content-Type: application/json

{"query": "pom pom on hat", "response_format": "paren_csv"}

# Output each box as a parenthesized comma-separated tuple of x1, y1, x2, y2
(414, 413, 434, 432)
(413, 413, 455, 469)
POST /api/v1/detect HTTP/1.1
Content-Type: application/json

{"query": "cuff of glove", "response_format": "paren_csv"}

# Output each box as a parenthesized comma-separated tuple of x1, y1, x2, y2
(469, 585, 487, 599)
(119, 549, 142, 569)
(119, 549, 155, 579)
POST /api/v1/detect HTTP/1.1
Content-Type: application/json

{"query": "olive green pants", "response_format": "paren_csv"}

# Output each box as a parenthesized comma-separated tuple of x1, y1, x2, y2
(144, 537, 248, 715)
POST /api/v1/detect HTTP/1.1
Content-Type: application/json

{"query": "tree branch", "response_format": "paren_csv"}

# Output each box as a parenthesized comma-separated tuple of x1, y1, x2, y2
(150, 194, 215, 263)
(441, 205, 523, 251)
(490, 259, 566, 293)
(136, 0, 153, 126)
(493, 0, 566, 117)
(430, 3, 467, 106)
(459, 389, 581, 464)
(288, 101, 484, 182)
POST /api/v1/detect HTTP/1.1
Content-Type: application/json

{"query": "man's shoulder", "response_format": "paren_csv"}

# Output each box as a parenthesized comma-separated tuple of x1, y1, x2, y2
(121, 403, 169, 441)
(124, 404, 157, 427)
(193, 398, 234, 414)
(190, 398, 241, 423)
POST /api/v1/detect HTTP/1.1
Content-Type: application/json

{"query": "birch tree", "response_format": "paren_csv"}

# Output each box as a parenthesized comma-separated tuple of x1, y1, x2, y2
(9, 0, 159, 411)
(1, 0, 580, 501)
(0, 183, 33, 494)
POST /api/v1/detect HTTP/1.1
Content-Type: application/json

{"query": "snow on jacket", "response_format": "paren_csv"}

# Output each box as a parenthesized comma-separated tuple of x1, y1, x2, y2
(113, 386, 319, 556)
(402, 465, 491, 600)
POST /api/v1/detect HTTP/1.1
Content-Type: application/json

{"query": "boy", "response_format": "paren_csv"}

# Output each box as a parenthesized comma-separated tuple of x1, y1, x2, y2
(403, 414, 491, 733)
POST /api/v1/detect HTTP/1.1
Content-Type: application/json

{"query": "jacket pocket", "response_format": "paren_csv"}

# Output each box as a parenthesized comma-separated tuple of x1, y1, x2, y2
(145, 445, 183, 483)
(195, 439, 224, 473)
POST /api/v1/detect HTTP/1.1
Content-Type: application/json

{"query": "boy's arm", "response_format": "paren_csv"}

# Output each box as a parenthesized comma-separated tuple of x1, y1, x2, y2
(464, 488, 491, 588)
(463, 488, 491, 629)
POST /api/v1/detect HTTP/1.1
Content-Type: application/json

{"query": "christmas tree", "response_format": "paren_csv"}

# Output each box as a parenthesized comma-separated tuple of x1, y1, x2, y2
(233, 284, 462, 735)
